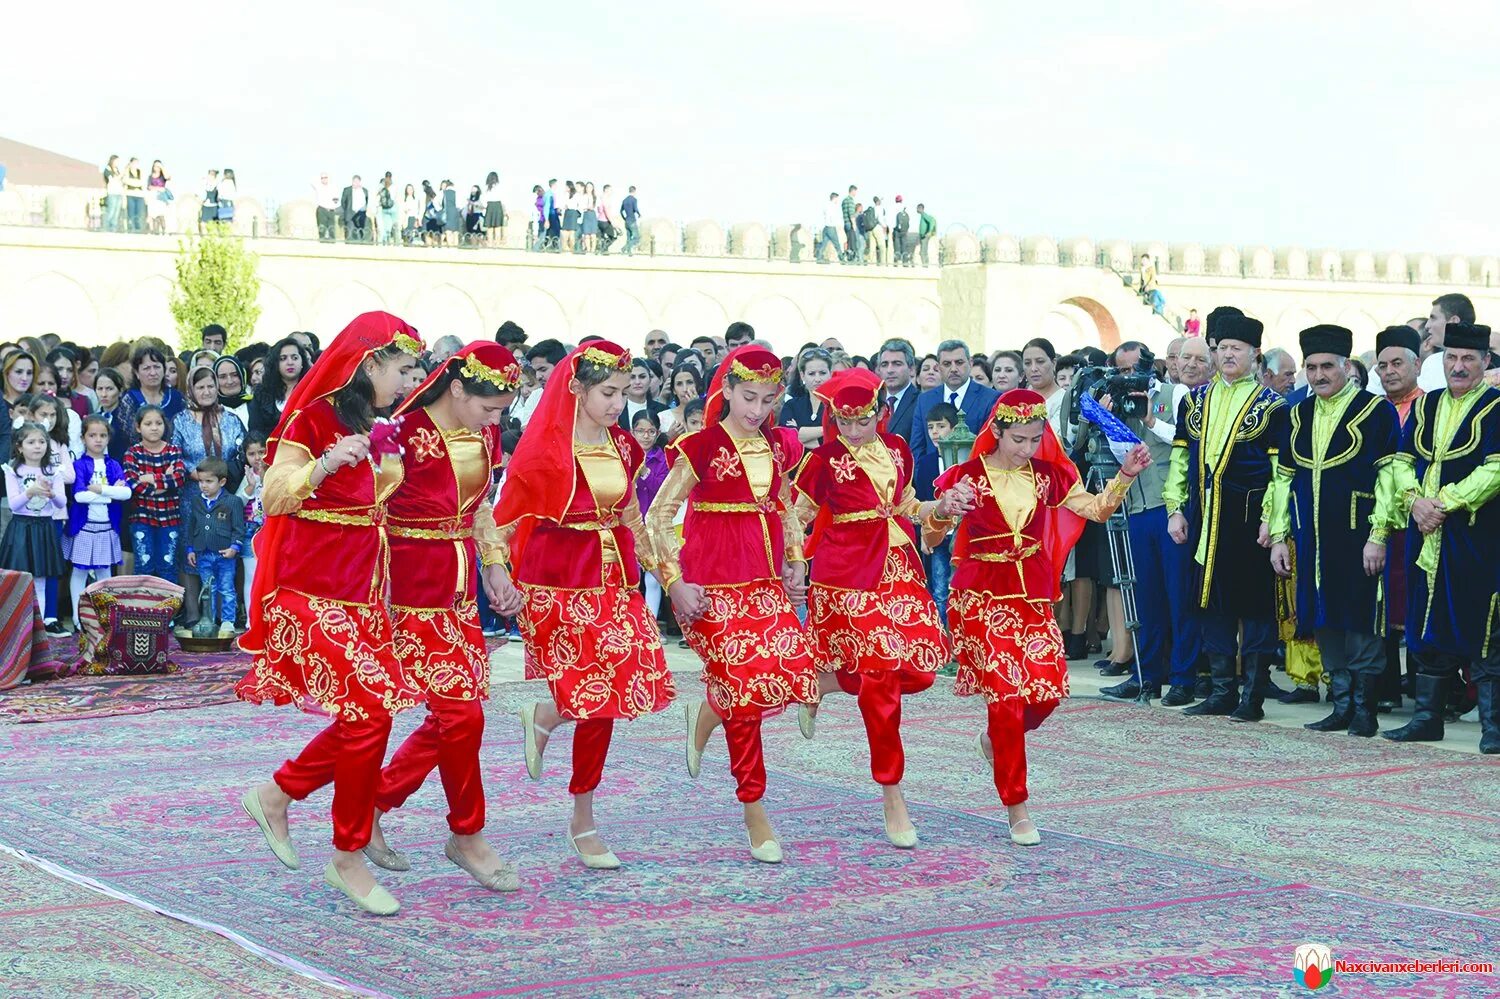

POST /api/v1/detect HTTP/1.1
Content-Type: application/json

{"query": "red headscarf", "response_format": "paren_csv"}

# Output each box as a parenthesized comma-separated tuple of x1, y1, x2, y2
(813, 367, 887, 445)
(241, 312, 425, 653)
(395, 342, 522, 418)
(704, 345, 783, 430)
(491, 340, 632, 565)
(959, 388, 1085, 590)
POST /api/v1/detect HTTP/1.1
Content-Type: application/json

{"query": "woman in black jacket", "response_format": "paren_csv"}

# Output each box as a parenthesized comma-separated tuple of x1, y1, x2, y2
(248, 337, 312, 436)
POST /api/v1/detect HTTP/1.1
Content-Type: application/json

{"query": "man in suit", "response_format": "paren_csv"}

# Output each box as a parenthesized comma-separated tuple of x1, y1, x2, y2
(339, 175, 370, 243)
(909, 339, 1002, 473)
(619, 356, 667, 430)
(876, 337, 921, 443)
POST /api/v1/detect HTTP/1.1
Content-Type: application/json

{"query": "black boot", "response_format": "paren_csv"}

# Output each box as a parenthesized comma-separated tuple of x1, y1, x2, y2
(1477, 680, 1500, 755)
(1230, 654, 1268, 722)
(1063, 632, 1086, 661)
(1161, 684, 1196, 707)
(1182, 654, 1238, 716)
(1377, 632, 1403, 712)
(1347, 672, 1379, 737)
(1305, 669, 1353, 732)
(1382, 674, 1448, 742)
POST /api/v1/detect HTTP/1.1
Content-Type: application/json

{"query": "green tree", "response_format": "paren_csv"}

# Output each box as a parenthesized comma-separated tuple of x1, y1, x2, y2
(169, 227, 261, 351)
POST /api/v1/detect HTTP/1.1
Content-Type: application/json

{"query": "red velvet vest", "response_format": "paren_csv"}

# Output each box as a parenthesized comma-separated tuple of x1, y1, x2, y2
(938, 455, 1075, 602)
(276, 398, 403, 606)
(799, 433, 918, 590)
(676, 424, 802, 586)
(514, 426, 645, 590)
(386, 408, 503, 609)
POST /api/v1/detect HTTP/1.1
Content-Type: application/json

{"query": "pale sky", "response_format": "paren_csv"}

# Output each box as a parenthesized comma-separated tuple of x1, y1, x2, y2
(7, 0, 1498, 254)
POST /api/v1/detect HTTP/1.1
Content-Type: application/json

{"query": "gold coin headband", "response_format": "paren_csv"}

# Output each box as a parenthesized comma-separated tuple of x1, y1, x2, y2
(831, 398, 879, 420)
(581, 345, 633, 371)
(461, 354, 522, 391)
(730, 359, 783, 384)
(990, 400, 1047, 424)
(392, 332, 423, 356)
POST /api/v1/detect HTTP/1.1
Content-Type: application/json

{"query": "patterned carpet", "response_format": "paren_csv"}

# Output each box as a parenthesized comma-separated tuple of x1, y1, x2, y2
(0, 682, 1494, 998)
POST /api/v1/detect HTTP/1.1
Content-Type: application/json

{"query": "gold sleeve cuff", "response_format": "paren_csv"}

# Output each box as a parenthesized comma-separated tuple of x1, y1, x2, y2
(1368, 528, 1389, 545)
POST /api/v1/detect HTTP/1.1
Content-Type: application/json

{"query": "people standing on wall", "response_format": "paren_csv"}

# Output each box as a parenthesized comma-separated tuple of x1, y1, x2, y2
(215, 169, 237, 225)
(102, 155, 125, 233)
(818, 193, 843, 264)
(145, 161, 171, 235)
(441, 180, 461, 248)
(483, 171, 506, 247)
(401, 184, 420, 246)
(340, 175, 369, 244)
(620, 185, 640, 255)
(465, 185, 485, 244)
(376, 173, 399, 246)
(841, 185, 858, 264)
(893, 196, 913, 266)
(917, 203, 936, 266)
(312, 173, 338, 241)
(580, 182, 599, 254)
(596, 185, 618, 253)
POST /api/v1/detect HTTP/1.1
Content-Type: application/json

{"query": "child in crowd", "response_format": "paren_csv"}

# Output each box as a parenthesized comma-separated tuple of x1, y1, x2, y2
(0, 424, 68, 621)
(235, 432, 267, 615)
(920, 401, 961, 623)
(34, 369, 83, 457)
(184, 456, 244, 638)
(631, 410, 669, 617)
(33, 394, 77, 631)
(681, 397, 706, 437)
(8, 394, 35, 428)
(123, 405, 188, 585)
(65, 416, 130, 626)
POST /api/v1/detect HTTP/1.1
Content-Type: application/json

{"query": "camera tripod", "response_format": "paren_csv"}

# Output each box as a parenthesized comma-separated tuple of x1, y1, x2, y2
(1085, 462, 1151, 705)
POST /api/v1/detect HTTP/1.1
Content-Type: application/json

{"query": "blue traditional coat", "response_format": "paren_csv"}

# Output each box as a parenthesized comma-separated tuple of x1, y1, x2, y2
(1279, 390, 1400, 635)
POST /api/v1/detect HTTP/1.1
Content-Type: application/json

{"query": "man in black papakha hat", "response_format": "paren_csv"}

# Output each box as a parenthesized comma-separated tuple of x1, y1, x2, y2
(1163, 312, 1289, 722)
(1267, 325, 1402, 737)
(1381, 322, 1500, 753)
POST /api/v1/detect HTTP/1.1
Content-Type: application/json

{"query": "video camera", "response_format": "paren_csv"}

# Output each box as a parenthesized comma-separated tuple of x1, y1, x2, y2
(1069, 347, 1156, 423)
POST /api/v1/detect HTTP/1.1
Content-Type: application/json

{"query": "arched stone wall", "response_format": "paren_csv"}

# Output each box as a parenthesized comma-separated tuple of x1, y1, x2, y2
(404, 284, 486, 342)
(814, 297, 883, 355)
(312, 282, 387, 335)
(740, 295, 811, 347)
(1060, 296, 1121, 351)
(576, 289, 653, 344)
(4, 272, 99, 342)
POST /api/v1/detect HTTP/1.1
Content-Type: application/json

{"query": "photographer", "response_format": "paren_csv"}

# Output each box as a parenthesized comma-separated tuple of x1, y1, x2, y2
(1073, 341, 1201, 704)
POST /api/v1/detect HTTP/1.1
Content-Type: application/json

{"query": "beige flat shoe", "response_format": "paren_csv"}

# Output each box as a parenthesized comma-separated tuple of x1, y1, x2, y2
(798, 703, 817, 740)
(324, 861, 399, 916)
(445, 836, 520, 892)
(885, 821, 919, 849)
(240, 787, 299, 870)
(362, 843, 411, 872)
(568, 827, 622, 870)
(748, 833, 783, 864)
(1009, 818, 1041, 847)
(519, 703, 554, 780)
(685, 701, 707, 779)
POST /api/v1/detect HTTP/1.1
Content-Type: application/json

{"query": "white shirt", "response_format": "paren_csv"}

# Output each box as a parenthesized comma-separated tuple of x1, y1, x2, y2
(216, 178, 236, 201)
(1418, 352, 1447, 393)
(941, 378, 973, 411)
(884, 381, 913, 412)
(485, 185, 503, 204)
(75, 456, 131, 522)
(349, 186, 368, 213)
(624, 398, 649, 426)
(313, 180, 339, 210)
(510, 387, 544, 428)
(823, 201, 842, 228)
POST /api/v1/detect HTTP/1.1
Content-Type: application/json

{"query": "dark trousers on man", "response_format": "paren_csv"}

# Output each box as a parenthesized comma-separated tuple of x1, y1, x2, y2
(1128, 505, 1201, 690)
(1199, 613, 1277, 657)
(316, 206, 336, 241)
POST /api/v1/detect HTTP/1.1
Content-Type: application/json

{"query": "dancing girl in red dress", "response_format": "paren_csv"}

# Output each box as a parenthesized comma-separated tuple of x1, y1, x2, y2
(235, 312, 424, 915)
(791, 368, 974, 847)
(362, 343, 524, 891)
(926, 388, 1149, 846)
(491, 341, 676, 869)
(646, 345, 820, 863)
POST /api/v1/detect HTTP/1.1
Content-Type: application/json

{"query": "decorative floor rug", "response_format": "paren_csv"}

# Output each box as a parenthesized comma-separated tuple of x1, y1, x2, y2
(0, 690, 1494, 997)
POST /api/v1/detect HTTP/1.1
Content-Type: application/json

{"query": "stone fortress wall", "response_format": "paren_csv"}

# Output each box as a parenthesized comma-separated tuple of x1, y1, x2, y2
(3, 182, 1499, 356)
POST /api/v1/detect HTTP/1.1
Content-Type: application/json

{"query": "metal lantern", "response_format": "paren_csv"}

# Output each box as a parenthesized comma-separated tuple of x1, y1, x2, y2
(937, 424, 977, 473)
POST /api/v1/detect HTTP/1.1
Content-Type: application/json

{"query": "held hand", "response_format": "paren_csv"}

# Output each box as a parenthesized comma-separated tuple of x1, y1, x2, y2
(483, 564, 525, 617)
(669, 579, 707, 624)
(1097, 394, 1114, 413)
(1257, 521, 1272, 549)
(1167, 512, 1189, 545)
(326, 434, 371, 471)
(1120, 444, 1152, 478)
(1133, 392, 1155, 429)
(1362, 541, 1386, 577)
(938, 481, 977, 519)
(1270, 541, 1292, 578)
(186, 551, 197, 568)
(782, 561, 808, 607)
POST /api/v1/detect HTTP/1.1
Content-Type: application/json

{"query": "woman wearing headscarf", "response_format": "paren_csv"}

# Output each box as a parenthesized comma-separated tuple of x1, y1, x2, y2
(492, 341, 676, 869)
(926, 389, 1150, 846)
(212, 355, 252, 428)
(364, 343, 525, 890)
(235, 312, 424, 916)
(791, 368, 972, 848)
(646, 345, 819, 863)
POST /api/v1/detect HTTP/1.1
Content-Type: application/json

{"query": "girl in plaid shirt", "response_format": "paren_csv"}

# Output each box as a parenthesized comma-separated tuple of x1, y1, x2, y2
(123, 405, 188, 585)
